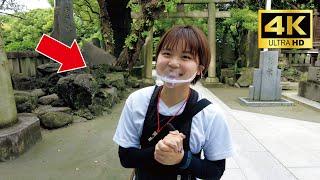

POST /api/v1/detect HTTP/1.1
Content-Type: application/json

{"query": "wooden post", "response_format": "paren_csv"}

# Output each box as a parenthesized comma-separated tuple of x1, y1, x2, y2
(7, 59, 13, 74)
(144, 28, 153, 79)
(205, 2, 220, 84)
(29, 58, 36, 76)
(12, 58, 20, 74)
(20, 58, 29, 76)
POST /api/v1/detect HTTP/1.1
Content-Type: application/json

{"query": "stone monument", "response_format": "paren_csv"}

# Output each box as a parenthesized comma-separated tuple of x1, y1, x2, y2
(0, 37, 41, 161)
(298, 65, 320, 103)
(51, 0, 76, 46)
(239, 51, 293, 106)
(82, 42, 116, 67)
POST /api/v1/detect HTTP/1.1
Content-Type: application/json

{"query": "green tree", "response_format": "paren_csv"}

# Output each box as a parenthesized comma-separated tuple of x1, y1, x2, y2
(222, 8, 257, 67)
(0, 8, 53, 51)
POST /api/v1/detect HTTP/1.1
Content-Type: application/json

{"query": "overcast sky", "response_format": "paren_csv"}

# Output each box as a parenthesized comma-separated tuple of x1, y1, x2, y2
(18, 0, 51, 10)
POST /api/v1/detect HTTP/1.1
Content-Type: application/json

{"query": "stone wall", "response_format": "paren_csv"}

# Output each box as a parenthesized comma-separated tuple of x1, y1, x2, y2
(298, 66, 320, 103)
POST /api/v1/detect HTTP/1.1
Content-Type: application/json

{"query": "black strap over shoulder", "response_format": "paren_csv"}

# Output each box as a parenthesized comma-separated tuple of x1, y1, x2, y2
(140, 86, 212, 149)
(136, 85, 212, 180)
(189, 98, 212, 117)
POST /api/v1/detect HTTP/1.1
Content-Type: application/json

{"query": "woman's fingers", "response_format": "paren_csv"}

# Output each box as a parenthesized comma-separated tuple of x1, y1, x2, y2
(169, 131, 186, 139)
(163, 138, 179, 152)
(157, 140, 172, 152)
(163, 134, 184, 153)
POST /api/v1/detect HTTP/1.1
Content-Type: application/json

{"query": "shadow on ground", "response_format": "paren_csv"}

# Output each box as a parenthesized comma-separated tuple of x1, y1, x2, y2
(0, 100, 131, 180)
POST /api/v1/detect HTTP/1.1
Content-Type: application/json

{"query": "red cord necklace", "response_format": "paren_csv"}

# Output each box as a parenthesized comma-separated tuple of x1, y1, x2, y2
(148, 87, 191, 142)
(157, 87, 191, 132)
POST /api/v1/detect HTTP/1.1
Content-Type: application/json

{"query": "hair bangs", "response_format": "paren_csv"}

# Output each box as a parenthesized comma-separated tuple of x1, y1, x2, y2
(158, 27, 200, 58)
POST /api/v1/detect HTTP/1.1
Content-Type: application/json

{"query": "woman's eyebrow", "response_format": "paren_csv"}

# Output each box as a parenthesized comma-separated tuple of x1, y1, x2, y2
(182, 50, 193, 54)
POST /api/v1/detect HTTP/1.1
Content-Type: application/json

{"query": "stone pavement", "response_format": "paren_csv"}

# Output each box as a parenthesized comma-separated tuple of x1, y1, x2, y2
(193, 83, 320, 180)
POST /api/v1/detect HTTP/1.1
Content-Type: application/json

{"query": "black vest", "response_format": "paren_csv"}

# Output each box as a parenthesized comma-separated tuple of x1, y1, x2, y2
(135, 86, 211, 180)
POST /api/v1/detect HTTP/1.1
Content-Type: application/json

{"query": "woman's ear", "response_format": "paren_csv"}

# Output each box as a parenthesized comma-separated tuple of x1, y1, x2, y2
(197, 65, 205, 76)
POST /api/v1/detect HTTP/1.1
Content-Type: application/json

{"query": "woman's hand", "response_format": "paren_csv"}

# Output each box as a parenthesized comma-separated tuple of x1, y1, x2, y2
(154, 131, 186, 165)
(163, 130, 185, 153)
(154, 139, 184, 165)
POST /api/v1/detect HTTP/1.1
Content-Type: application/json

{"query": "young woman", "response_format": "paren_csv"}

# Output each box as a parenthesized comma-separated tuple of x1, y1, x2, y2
(113, 25, 234, 180)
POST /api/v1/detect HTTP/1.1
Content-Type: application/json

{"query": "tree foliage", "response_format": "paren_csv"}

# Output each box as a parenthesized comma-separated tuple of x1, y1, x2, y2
(72, 0, 101, 47)
(48, 0, 102, 47)
(0, 0, 102, 52)
(0, 9, 54, 51)
(222, 8, 257, 61)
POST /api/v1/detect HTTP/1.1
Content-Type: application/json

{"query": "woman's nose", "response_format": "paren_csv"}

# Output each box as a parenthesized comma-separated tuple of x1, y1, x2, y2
(168, 56, 180, 68)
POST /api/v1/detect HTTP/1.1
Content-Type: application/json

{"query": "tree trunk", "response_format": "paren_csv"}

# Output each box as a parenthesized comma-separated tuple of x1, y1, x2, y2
(106, 0, 131, 58)
(116, 0, 164, 69)
(0, 36, 17, 128)
(97, 0, 114, 54)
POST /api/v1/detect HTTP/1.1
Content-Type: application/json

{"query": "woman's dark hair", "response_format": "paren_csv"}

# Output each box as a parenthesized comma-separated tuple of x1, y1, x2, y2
(156, 25, 211, 84)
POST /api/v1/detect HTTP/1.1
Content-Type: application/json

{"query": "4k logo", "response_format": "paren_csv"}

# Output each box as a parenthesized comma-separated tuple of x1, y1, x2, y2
(258, 10, 313, 48)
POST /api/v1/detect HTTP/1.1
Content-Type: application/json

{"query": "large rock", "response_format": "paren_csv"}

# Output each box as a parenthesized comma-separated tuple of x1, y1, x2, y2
(39, 112, 73, 129)
(105, 72, 125, 90)
(33, 105, 71, 116)
(30, 89, 46, 98)
(221, 68, 235, 79)
(236, 68, 254, 87)
(225, 77, 235, 86)
(14, 91, 38, 113)
(0, 113, 41, 161)
(73, 108, 95, 120)
(57, 74, 99, 109)
(126, 76, 140, 88)
(82, 42, 116, 67)
(38, 94, 59, 105)
(37, 63, 60, 76)
(11, 74, 37, 90)
(93, 87, 119, 108)
(141, 78, 155, 87)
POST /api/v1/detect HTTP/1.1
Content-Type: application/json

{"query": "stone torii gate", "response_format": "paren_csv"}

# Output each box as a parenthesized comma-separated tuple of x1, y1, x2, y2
(133, 0, 233, 86)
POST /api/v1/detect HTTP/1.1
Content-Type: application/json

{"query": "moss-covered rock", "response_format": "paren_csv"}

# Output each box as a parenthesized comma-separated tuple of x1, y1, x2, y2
(30, 89, 46, 98)
(141, 78, 155, 87)
(236, 68, 254, 87)
(33, 105, 72, 116)
(14, 91, 38, 113)
(93, 87, 119, 108)
(38, 94, 59, 105)
(39, 112, 73, 129)
(37, 63, 60, 75)
(73, 108, 95, 120)
(104, 72, 125, 90)
(11, 74, 38, 90)
(88, 104, 105, 116)
(126, 76, 140, 88)
(281, 67, 302, 82)
(57, 74, 99, 109)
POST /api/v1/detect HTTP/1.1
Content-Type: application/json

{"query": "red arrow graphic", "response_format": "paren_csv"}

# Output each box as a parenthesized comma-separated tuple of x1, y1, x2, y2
(35, 34, 86, 73)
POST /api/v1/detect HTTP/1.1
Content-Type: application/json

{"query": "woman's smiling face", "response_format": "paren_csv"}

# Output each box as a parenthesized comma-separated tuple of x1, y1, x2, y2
(156, 40, 200, 86)
(155, 26, 210, 85)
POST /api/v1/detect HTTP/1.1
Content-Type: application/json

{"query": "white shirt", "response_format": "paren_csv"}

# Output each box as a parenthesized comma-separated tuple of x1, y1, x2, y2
(113, 86, 234, 161)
